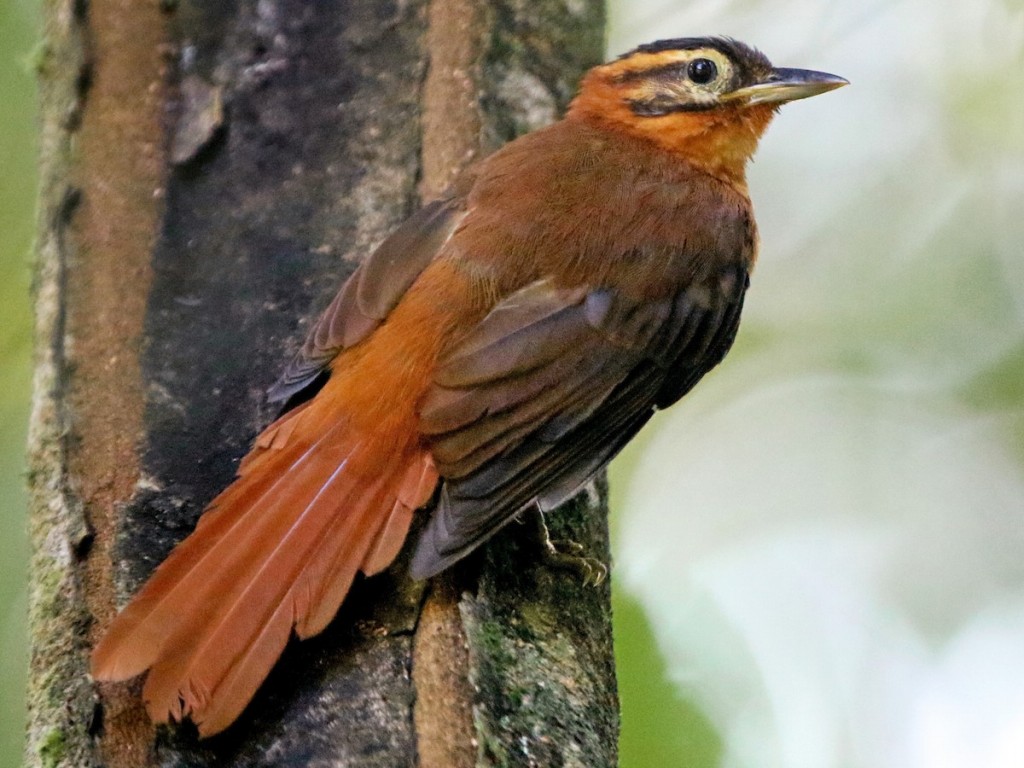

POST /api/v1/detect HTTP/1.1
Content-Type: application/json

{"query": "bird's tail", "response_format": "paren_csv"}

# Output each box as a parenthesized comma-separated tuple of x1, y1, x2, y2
(90, 401, 437, 737)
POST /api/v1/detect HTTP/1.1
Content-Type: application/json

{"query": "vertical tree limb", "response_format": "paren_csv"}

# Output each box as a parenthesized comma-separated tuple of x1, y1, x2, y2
(28, 0, 612, 766)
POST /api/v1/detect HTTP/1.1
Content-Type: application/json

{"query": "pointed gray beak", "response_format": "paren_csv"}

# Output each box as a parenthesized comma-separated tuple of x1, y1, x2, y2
(725, 67, 849, 106)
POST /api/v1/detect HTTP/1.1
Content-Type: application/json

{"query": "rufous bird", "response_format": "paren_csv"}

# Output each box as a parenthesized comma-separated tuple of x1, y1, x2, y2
(92, 37, 847, 736)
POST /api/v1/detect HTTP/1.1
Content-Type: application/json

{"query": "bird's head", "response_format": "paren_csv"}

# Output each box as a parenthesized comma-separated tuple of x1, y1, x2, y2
(569, 37, 847, 185)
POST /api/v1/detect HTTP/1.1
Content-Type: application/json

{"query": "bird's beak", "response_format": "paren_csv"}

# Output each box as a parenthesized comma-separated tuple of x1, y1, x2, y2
(724, 67, 849, 106)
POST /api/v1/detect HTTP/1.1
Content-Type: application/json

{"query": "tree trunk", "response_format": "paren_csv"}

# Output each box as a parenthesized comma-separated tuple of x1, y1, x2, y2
(27, 0, 613, 766)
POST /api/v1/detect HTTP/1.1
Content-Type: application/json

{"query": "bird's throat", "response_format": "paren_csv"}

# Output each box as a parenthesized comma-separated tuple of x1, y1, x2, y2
(631, 105, 775, 189)
(571, 86, 775, 189)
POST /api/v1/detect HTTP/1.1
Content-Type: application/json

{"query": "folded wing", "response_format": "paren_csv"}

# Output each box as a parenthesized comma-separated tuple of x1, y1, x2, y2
(268, 196, 467, 403)
(411, 264, 747, 577)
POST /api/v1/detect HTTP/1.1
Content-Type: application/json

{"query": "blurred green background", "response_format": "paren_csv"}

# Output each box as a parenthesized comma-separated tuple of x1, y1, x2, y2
(3, 1, 1023, 766)
(0, 0, 39, 763)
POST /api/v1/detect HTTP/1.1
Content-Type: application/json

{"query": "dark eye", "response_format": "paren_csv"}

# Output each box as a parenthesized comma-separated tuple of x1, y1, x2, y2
(688, 58, 718, 85)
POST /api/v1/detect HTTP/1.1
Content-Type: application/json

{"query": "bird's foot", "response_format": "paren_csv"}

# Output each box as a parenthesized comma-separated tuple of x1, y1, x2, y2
(527, 508, 608, 586)
(543, 542, 608, 586)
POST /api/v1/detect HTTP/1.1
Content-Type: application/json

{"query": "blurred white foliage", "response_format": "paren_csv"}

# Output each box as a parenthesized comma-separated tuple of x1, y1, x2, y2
(621, 383, 1024, 768)
(610, 0, 1024, 766)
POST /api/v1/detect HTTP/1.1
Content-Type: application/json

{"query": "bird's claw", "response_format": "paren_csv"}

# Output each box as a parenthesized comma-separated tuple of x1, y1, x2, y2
(543, 545, 608, 586)
(549, 539, 585, 556)
(529, 508, 608, 586)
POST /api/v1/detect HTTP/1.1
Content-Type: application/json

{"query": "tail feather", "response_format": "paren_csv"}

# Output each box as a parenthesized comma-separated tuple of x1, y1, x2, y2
(293, 475, 389, 638)
(91, 404, 435, 737)
(362, 454, 438, 576)
(92, 422, 349, 682)
(190, 599, 294, 737)
(296, 451, 437, 637)
(362, 500, 414, 577)
(139, 441, 362, 722)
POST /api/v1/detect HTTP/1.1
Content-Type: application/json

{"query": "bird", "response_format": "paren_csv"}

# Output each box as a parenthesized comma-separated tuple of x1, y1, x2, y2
(91, 36, 847, 737)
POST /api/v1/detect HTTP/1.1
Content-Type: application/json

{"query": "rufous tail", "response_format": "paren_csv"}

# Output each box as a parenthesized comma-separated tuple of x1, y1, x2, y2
(91, 402, 437, 737)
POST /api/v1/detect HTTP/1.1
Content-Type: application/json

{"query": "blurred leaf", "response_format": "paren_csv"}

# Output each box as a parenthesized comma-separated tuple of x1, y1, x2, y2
(0, 0, 40, 762)
(614, 587, 722, 768)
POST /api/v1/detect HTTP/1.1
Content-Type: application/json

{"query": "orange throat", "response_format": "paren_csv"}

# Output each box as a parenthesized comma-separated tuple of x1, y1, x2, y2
(568, 77, 776, 189)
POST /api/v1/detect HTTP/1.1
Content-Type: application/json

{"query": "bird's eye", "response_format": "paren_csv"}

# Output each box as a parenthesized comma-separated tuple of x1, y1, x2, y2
(687, 58, 718, 85)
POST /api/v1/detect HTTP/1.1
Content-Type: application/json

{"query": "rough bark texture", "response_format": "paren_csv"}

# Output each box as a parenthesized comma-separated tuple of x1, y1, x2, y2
(27, 0, 612, 766)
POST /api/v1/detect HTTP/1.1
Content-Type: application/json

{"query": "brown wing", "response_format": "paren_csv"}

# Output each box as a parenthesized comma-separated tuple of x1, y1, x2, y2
(410, 264, 747, 578)
(267, 195, 467, 403)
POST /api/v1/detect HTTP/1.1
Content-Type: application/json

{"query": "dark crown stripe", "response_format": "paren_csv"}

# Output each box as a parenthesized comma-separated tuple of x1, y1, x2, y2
(624, 36, 742, 59)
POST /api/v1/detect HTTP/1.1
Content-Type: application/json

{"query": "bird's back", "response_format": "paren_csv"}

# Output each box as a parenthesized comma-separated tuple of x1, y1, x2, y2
(444, 117, 758, 301)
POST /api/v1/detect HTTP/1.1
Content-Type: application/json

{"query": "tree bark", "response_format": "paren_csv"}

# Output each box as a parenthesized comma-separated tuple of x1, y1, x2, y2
(27, 1, 613, 766)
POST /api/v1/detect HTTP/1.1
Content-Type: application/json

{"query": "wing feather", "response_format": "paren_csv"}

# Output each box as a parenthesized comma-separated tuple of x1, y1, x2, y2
(411, 264, 747, 578)
(268, 196, 465, 402)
